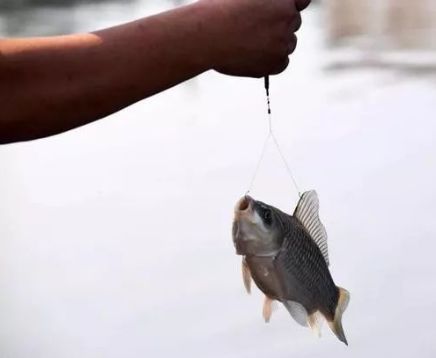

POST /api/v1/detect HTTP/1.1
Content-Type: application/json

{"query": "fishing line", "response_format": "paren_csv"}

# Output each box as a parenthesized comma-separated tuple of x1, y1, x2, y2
(246, 77, 301, 197)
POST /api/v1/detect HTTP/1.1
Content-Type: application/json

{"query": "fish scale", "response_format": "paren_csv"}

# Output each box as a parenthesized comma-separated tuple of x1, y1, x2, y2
(279, 234, 338, 318)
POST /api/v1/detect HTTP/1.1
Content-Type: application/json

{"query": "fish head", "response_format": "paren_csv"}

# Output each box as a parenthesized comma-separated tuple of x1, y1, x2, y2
(232, 195, 286, 256)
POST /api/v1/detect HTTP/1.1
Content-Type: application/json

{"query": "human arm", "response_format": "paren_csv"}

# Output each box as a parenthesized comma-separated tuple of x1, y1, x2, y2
(0, 0, 310, 144)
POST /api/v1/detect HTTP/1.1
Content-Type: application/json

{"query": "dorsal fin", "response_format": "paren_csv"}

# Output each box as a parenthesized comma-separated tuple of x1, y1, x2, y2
(293, 190, 329, 266)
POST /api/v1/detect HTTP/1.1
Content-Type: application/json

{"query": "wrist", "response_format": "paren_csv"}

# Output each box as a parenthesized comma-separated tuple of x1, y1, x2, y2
(187, 1, 227, 71)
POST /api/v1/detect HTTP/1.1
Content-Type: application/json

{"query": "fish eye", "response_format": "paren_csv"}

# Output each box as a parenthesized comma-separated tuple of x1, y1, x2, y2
(262, 209, 272, 225)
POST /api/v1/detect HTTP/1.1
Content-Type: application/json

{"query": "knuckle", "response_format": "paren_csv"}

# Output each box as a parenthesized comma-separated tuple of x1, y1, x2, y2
(288, 34, 298, 54)
(281, 43, 291, 57)
(271, 57, 290, 75)
(292, 13, 302, 32)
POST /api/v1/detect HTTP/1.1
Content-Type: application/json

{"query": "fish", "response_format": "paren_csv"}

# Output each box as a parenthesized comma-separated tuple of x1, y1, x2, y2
(232, 190, 350, 345)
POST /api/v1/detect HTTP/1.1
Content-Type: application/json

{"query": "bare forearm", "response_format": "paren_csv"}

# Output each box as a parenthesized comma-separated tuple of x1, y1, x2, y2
(0, 0, 311, 144)
(0, 3, 211, 143)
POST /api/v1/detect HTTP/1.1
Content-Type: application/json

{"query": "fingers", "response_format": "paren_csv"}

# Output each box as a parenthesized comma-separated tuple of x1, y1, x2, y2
(271, 57, 290, 75)
(290, 11, 302, 32)
(212, 0, 308, 78)
(288, 33, 298, 55)
(270, 33, 295, 76)
(272, 32, 296, 75)
(295, 0, 311, 11)
(270, 3, 302, 76)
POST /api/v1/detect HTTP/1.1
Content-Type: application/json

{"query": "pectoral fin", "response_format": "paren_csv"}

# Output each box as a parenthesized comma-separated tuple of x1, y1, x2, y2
(262, 296, 276, 323)
(242, 258, 252, 294)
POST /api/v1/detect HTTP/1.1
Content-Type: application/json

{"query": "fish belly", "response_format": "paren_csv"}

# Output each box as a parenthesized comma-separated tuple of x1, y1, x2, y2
(245, 256, 283, 300)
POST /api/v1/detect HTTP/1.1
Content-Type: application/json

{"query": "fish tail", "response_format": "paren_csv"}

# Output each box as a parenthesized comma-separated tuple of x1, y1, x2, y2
(328, 287, 350, 346)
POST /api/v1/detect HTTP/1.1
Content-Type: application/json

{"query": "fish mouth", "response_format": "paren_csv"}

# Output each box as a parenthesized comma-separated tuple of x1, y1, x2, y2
(234, 195, 253, 216)
(233, 196, 257, 255)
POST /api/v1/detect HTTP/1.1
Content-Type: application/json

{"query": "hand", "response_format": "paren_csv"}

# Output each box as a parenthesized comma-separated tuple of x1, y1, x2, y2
(201, 0, 311, 78)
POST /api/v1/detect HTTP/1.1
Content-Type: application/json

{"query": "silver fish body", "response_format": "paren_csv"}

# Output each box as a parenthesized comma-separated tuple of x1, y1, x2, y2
(232, 191, 350, 345)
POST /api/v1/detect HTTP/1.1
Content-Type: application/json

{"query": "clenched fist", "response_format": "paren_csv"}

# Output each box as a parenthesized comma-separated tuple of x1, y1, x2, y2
(200, 0, 311, 77)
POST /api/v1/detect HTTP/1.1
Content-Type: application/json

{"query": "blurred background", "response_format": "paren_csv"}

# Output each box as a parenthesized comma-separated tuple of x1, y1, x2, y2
(1, 1, 436, 357)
